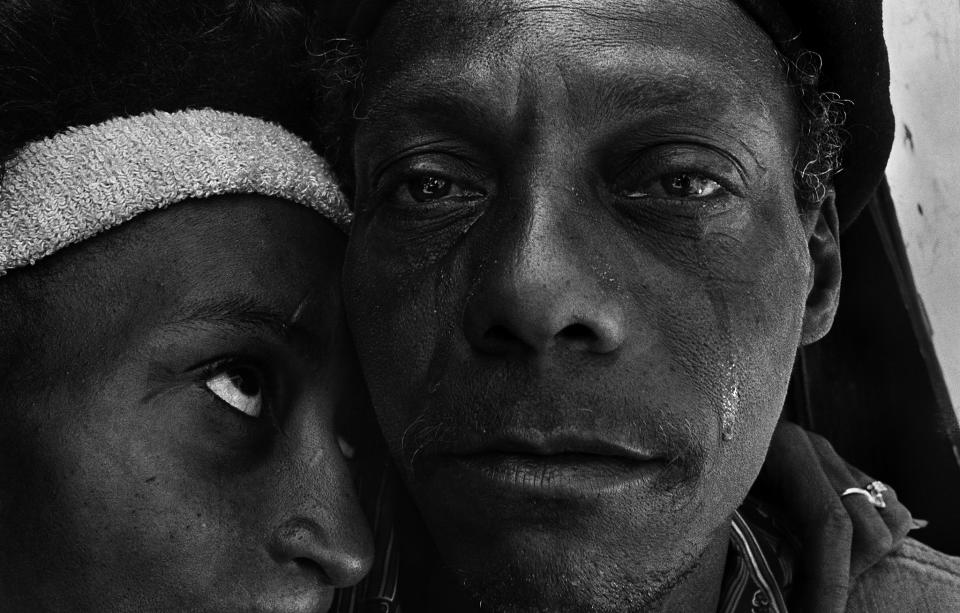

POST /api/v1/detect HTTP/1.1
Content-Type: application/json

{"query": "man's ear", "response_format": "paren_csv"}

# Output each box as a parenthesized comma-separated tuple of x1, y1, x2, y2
(801, 190, 841, 345)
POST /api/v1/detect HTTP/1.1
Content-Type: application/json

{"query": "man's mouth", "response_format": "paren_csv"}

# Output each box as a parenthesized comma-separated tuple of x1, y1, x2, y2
(441, 434, 667, 498)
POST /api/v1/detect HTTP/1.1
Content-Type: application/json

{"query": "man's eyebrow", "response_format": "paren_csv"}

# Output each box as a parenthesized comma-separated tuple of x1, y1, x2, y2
(585, 73, 706, 122)
(363, 83, 496, 129)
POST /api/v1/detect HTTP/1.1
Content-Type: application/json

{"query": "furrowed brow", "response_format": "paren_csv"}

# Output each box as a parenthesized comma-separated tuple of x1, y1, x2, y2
(580, 71, 717, 124)
(362, 80, 503, 133)
(363, 67, 721, 131)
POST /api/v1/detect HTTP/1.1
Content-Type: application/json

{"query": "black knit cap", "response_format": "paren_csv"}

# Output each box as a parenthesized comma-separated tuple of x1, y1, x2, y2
(326, 0, 893, 229)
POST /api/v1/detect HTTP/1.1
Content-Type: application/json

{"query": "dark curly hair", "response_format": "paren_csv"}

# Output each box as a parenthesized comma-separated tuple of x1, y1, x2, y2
(781, 49, 848, 211)
(0, 0, 332, 182)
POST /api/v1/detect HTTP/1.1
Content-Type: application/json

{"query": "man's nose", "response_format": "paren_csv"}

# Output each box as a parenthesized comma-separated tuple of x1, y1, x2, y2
(463, 191, 626, 357)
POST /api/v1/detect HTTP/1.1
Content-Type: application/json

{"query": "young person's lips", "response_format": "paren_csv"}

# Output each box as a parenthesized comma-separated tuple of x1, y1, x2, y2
(245, 596, 331, 613)
(441, 434, 667, 498)
(242, 584, 334, 613)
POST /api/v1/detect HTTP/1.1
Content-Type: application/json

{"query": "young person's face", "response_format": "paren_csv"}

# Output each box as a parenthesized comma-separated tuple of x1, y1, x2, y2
(0, 196, 372, 612)
(345, 0, 840, 610)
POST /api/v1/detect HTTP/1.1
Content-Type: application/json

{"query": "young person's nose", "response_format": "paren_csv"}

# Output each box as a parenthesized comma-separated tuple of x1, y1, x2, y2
(463, 182, 626, 357)
(268, 515, 371, 587)
(268, 397, 374, 588)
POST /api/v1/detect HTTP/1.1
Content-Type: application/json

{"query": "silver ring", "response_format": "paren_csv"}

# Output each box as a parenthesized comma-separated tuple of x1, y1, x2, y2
(841, 480, 888, 508)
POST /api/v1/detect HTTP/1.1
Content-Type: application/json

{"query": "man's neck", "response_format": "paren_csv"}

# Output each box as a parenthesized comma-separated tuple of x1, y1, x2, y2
(651, 531, 730, 613)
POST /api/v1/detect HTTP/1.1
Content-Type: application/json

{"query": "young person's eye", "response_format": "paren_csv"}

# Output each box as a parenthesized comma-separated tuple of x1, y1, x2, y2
(204, 365, 265, 418)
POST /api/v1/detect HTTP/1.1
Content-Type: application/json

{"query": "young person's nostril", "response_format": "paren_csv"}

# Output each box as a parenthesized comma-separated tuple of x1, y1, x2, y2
(291, 556, 328, 581)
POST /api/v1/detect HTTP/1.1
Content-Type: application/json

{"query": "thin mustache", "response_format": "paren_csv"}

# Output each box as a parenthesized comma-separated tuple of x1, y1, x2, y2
(437, 430, 664, 459)
(398, 403, 708, 478)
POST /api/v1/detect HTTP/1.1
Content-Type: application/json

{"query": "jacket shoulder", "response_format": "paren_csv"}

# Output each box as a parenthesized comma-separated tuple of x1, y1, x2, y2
(847, 537, 960, 612)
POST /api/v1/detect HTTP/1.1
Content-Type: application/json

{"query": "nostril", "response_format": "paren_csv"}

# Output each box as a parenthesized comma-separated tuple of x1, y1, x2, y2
(291, 554, 369, 588)
(291, 556, 329, 583)
(472, 323, 531, 355)
(557, 323, 597, 342)
(483, 324, 520, 344)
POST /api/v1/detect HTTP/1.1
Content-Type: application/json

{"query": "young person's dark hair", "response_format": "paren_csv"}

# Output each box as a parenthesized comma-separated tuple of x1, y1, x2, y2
(0, 0, 327, 383)
(0, 0, 327, 174)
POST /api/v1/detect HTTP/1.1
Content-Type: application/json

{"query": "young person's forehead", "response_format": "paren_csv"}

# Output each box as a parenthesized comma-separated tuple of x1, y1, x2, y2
(2, 197, 343, 328)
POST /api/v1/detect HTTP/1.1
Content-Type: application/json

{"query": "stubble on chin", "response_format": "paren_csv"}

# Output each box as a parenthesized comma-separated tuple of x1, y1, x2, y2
(448, 547, 703, 613)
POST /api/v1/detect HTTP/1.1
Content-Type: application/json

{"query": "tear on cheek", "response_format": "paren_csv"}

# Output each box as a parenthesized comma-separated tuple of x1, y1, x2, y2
(702, 205, 751, 239)
(719, 360, 741, 441)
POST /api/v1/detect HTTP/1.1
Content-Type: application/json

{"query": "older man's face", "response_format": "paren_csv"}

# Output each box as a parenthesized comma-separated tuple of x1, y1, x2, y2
(345, 0, 837, 609)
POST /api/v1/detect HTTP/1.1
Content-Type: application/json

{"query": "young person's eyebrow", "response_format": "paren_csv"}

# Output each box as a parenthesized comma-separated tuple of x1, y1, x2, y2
(165, 295, 318, 343)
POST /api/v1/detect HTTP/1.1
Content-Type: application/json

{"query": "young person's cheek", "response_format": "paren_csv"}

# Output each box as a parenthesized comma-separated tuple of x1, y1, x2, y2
(12, 356, 271, 607)
(0, 397, 209, 607)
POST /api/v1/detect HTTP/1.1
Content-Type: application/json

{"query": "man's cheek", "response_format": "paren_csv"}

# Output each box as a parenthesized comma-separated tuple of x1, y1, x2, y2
(692, 202, 810, 336)
(640, 232, 803, 441)
(346, 240, 443, 430)
(353, 203, 486, 279)
(685, 225, 806, 458)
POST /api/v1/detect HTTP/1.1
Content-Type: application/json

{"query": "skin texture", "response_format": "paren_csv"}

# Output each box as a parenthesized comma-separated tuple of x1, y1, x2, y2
(0, 196, 373, 612)
(344, 0, 842, 611)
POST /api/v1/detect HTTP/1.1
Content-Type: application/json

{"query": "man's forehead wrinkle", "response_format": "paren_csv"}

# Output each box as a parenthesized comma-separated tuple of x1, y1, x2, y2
(367, 41, 738, 116)
(362, 73, 507, 130)
(392, 0, 772, 54)
(386, 0, 523, 56)
(578, 70, 707, 126)
(370, 0, 791, 163)
(363, 38, 526, 130)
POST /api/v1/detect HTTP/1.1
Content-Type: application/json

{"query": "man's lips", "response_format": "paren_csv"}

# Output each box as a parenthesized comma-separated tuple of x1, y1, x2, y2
(436, 433, 667, 498)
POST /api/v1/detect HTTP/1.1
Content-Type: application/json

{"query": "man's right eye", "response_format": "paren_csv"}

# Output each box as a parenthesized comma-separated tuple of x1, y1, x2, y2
(396, 173, 485, 205)
(408, 175, 452, 201)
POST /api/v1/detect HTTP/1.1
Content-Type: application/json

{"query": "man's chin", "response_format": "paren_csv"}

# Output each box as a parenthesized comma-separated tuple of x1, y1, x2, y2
(442, 541, 700, 613)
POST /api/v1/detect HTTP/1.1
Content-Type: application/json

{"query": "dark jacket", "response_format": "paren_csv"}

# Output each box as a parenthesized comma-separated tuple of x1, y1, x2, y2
(847, 538, 960, 612)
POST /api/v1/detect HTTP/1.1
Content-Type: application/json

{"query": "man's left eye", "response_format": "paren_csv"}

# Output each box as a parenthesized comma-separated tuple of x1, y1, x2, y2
(619, 173, 724, 200)
(205, 366, 264, 417)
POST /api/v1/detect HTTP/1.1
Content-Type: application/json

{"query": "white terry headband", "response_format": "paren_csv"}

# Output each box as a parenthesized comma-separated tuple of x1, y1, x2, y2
(0, 108, 352, 275)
